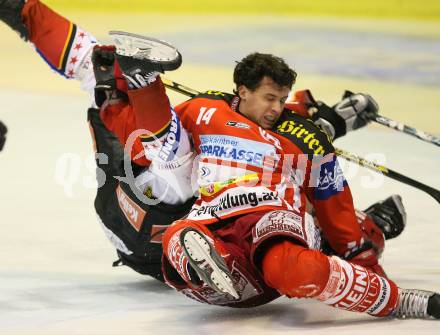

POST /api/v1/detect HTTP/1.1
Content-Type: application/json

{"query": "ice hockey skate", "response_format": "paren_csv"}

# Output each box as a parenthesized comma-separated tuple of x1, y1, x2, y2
(180, 227, 239, 299)
(0, 0, 28, 40)
(394, 289, 440, 319)
(109, 30, 182, 75)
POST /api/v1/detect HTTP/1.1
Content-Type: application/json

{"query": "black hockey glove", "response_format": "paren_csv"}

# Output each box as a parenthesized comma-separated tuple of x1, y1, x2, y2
(288, 89, 346, 140)
(0, 0, 29, 41)
(91, 45, 128, 107)
(334, 90, 379, 131)
(365, 194, 406, 240)
(0, 120, 7, 151)
(311, 91, 379, 140)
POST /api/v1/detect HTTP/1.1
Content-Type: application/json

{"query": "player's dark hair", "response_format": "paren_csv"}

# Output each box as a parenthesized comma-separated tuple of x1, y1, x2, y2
(233, 53, 297, 93)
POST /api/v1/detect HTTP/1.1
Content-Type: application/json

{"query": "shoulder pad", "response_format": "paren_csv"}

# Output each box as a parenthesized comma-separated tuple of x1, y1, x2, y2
(274, 110, 334, 156)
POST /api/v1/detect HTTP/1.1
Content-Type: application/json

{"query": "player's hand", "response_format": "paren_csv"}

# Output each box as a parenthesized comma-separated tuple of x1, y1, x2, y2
(0, 120, 7, 151)
(333, 90, 379, 132)
(91, 45, 128, 106)
(304, 90, 379, 140)
(345, 241, 387, 278)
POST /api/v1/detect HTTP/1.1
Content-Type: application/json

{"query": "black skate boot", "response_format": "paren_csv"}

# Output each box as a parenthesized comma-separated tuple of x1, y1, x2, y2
(0, 0, 28, 40)
(109, 31, 182, 89)
(365, 194, 406, 240)
(394, 289, 440, 319)
(180, 227, 239, 299)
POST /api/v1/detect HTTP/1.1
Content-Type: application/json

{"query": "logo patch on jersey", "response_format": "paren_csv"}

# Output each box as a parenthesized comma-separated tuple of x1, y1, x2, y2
(189, 186, 282, 220)
(314, 156, 347, 200)
(277, 120, 326, 155)
(158, 109, 181, 162)
(205, 90, 225, 96)
(253, 210, 304, 243)
(199, 135, 277, 169)
(226, 121, 251, 129)
(199, 174, 259, 197)
(116, 185, 147, 232)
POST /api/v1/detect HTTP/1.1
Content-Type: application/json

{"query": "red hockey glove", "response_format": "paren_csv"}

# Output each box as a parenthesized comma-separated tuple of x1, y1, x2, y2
(285, 89, 347, 140)
(285, 89, 316, 117)
(345, 241, 387, 278)
(91, 45, 128, 107)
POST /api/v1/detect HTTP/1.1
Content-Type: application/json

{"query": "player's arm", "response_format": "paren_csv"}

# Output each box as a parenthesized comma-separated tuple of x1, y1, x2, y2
(276, 116, 382, 271)
(286, 89, 379, 140)
(305, 144, 383, 272)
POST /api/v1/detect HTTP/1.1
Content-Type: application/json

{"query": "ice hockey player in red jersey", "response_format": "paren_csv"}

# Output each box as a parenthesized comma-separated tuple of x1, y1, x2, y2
(0, 0, 403, 281)
(3, 0, 439, 320)
(96, 37, 440, 320)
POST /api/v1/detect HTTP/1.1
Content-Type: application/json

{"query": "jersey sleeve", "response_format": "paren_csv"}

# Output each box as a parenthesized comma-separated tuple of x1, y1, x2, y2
(275, 112, 364, 256)
(306, 150, 364, 256)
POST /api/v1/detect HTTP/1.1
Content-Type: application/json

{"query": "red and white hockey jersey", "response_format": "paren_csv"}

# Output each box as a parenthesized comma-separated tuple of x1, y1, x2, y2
(120, 83, 364, 256)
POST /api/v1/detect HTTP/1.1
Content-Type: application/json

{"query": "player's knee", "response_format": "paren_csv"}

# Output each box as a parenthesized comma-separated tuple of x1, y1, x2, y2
(262, 240, 330, 298)
(162, 220, 186, 252)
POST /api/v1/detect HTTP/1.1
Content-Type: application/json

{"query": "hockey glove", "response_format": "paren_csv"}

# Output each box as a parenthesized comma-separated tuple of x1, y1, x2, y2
(365, 195, 406, 240)
(295, 90, 379, 141)
(0, 0, 29, 41)
(287, 89, 350, 140)
(345, 241, 387, 277)
(91, 45, 128, 107)
(333, 90, 379, 133)
(0, 120, 7, 151)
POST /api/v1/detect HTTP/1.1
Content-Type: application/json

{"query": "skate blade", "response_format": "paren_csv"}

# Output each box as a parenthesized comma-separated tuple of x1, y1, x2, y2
(182, 229, 239, 299)
(109, 30, 179, 62)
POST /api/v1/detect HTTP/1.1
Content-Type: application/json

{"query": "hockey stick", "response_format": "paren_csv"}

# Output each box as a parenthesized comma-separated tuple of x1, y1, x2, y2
(370, 115, 440, 148)
(162, 78, 200, 98)
(335, 148, 440, 204)
(162, 78, 440, 203)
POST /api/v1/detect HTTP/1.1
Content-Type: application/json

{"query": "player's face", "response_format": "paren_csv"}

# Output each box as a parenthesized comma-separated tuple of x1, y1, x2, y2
(238, 77, 290, 129)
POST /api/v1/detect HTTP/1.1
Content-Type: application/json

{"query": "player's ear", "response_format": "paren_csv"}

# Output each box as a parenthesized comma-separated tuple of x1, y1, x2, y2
(237, 85, 249, 101)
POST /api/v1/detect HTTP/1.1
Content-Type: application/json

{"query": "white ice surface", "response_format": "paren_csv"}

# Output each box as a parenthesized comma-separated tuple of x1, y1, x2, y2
(0, 90, 439, 334)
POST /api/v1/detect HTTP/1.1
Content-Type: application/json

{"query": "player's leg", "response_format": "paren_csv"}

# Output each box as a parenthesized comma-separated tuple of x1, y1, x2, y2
(94, 33, 195, 202)
(161, 219, 237, 295)
(161, 216, 281, 307)
(261, 237, 440, 319)
(1, 0, 97, 97)
(106, 31, 183, 152)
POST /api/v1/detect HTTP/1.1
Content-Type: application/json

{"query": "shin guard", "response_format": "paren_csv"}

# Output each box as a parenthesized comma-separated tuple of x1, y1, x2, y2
(317, 256, 398, 317)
